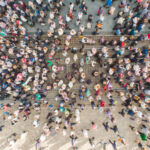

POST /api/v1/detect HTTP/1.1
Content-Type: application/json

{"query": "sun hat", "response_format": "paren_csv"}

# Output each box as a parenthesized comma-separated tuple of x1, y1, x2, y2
(65, 57, 70, 64)
(94, 84, 100, 91)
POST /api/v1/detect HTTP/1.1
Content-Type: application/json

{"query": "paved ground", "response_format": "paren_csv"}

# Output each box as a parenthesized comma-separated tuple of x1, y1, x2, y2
(24, 0, 150, 34)
(0, 36, 149, 150)
(0, 0, 150, 149)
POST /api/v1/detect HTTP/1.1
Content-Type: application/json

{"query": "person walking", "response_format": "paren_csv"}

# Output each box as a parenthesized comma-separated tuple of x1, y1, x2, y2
(103, 122, 109, 132)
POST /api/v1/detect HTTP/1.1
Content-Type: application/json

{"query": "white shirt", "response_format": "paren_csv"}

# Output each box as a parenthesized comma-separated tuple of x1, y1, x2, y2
(124, 6, 129, 13)
(117, 17, 125, 25)
(36, 0, 42, 5)
(78, 12, 83, 20)
(0, 0, 6, 7)
(70, 3, 74, 10)
(99, 15, 104, 22)
(66, 15, 71, 22)
(83, 130, 88, 138)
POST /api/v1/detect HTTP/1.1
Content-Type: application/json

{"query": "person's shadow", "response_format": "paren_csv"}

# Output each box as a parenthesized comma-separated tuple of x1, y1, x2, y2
(109, 139, 116, 150)
(0, 125, 4, 131)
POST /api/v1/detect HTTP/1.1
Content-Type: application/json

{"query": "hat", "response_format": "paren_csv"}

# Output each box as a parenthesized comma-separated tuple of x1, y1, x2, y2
(92, 48, 97, 55)
(43, 47, 47, 53)
(59, 89, 63, 95)
(81, 85, 86, 91)
(86, 79, 91, 85)
(87, 22, 92, 29)
(24, 85, 31, 91)
(53, 82, 58, 89)
(40, 11, 44, 16)
(71, 77, 76, 83)
(48, 31, 52, 37)
(68, 81, 73, 88)
(58, 28, 63, 36)
(81, 72, 86, 79)
(52, 65, 57, 72)
(127, 71, 132, 76)
(58, 80, 63, 86)
(21, 30, 25, 35)
(70, 29, 76, 35)
(65, 57, 70, 64)
(94, 84, 100, 91)
(80, 25, 84, 29)
(79, 67, 83, 72)
(62, 84, 66, 90)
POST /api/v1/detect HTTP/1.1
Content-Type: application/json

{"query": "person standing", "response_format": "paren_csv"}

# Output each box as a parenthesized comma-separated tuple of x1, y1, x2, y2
(103, 122, 109, 132)
(112, 140, 117, 150)
(109, 140, 117, 150)
(89, 137, 95, 148)
(70, 135, 78, 147)
(98, 7, 103, 16)
(112, 125, 119, 133)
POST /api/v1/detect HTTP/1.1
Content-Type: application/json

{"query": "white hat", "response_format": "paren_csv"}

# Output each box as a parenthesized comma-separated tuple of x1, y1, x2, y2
(62, 84, 66, 90)
(53, 82, 58, 89)
(58, 80, 63, 86)
(58, 28, 63, 36)
(52, 65, 57, 72)
(81, 72, 86, 79)
(91, 48, 97, 55)
(68, 81, 73, 88)
(79, 67, 83, 72)
(70, 29, 76, 35)
(65, 57, 70, 64)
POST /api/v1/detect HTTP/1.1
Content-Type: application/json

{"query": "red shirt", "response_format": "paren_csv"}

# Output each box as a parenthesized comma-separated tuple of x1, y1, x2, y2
(148, 33, 150, 39)
(121, 41, 124, 48)
(100, 101, 105, 107)
(96, 89, 101, 96)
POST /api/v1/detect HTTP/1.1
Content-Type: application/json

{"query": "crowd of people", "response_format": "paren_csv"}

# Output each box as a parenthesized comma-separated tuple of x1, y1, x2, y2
(0, 0, 150, 150)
